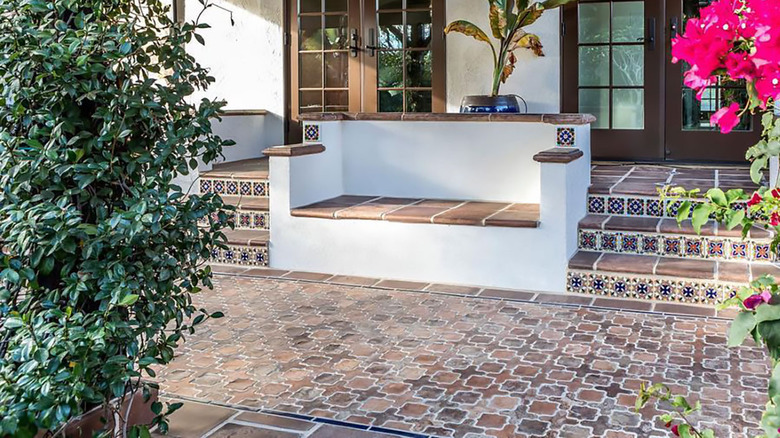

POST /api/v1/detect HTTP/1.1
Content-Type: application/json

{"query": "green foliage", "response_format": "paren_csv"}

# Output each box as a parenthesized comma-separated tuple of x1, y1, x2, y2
(0, 0, 233, 435)
(636, 383, 714, 438)
(444, 0, 574, 96)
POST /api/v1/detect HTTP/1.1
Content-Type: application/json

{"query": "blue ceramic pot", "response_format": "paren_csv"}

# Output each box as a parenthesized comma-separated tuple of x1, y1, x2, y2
(459, 95, 527, 113)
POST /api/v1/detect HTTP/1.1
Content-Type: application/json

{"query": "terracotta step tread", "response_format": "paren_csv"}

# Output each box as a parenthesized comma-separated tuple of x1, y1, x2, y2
(220, 195, 269, 211)
(568, 250, 780, 283)
(202, 157, 269, 180)
(292, 196, 540, 228)
(222, 229, 269, 247)
(578, 214, 773, 239)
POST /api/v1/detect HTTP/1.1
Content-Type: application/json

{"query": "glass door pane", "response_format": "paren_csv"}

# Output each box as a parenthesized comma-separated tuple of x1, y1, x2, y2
(297, 0, 351, 114)
(576, 1, 645, 130)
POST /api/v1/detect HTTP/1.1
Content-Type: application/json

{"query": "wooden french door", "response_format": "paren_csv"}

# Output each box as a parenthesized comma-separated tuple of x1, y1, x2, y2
(663, 0, 760, 162)
(562, 0, 760, 162)
(288, 0, 445, 142)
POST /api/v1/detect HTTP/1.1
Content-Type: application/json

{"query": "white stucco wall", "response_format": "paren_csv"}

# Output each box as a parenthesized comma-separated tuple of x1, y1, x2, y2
(445, 1, 561, 113)
(184, 0, 285, 150)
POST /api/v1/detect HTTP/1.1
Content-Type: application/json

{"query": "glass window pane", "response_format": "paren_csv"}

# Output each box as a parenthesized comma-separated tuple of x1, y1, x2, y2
(579, 89, 609, 129)
(325, 0, 347, 12)
(579, 46, 609, 86)
(324, 15, 348, 49)
(613, 89, 645, 130)
(299, 16, 323, 51)
(379, 90, 404, 112)
(613, 2, 644, 43)
(407, 0, 431, 8)
(406, 90, 432, 112)
(300, 90, 323, 113)
(682, 87, 752, 131)
(325, 90, 349, 111)
(378, 51, 403, 87)
(300, 0, 321, 13)
(406, 11, 431, 48)
(578, 3, 610, 44)
(406, 51, 431, 87)
(300, 53, 323, 88)
(325, 52, 349, 88)
(378, 0, 402, 10)
(379, 13, 404, 49)
(612, 45, 644, 86)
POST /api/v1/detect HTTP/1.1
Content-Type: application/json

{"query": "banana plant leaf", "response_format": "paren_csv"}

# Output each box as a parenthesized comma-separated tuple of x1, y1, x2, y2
(489, 0, 508, 38)
(444, 20, 492, 45)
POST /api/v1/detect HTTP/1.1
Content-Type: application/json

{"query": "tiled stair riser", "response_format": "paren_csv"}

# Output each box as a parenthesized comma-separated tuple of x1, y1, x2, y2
(199, 210, 270, 231)
(567, 270, 739, 305)
(200, 178, 269, 198)
(210, 245, 269, 267)
(578, 230, 774, 262)
(588, 195, 747, 218)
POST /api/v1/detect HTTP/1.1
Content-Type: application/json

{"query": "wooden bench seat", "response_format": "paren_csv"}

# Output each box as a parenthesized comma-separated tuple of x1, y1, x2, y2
(291, 196, 540, 228)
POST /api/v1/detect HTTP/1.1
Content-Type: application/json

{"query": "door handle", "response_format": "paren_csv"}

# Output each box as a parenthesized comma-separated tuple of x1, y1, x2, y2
(349, 28, 360, 57)
(670, 16, 679, 39)
(647, 17, 656, 51)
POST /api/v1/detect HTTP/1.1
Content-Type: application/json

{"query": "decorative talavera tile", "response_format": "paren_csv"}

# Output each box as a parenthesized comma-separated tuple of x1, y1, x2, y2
(566, 270, 734, 305)
(588, 196, 606, 214)
(556, 127, 576, 147)
(626, 198, 645, 216)
(210, 245, 268, 267)
(304, 124, 321, 143)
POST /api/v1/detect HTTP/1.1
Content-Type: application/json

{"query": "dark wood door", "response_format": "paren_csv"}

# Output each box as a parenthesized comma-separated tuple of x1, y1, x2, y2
(663, 0, 760, 162)
(562, 0, 665, 161)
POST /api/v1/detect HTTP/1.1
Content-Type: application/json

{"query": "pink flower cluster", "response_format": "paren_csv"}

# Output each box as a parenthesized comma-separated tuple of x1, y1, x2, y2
(672, 0, 780, 133)
(743, 290, 772, 310)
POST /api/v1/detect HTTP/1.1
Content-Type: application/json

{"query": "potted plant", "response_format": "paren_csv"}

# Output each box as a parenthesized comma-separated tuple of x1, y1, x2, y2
(0, 0, 233, 436)
(445, 0, 574, 113)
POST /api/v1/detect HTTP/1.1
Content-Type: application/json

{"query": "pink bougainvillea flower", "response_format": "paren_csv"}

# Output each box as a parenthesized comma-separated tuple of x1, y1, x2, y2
(771, 213, 780, 227)
(744, 290, 773, 310)
(710, 103, 741, 133)
(671, 424, 680, 437)
(772, 189, 780, 199)
(748, 192, 763, 207)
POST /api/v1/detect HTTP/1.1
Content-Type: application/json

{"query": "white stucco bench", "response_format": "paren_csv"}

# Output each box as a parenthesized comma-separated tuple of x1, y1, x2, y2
(265, 113, 594, 293)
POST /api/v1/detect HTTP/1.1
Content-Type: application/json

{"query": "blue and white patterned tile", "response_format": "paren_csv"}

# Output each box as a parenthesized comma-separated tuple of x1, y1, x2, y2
(556, 127, 576, 147)
(588, 196, 606, 214)
(304, 124, 321, 143)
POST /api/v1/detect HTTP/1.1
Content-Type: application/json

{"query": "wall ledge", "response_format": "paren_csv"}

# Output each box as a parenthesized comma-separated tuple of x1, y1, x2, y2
(299, 112, 597, 125)
(264, 143, 325, 157)
(533, 148, 584, 164)
(220, 109, 269, 116)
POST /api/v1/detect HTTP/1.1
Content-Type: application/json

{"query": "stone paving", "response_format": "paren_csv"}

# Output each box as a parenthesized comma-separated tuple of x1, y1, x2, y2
(155, 272, 770, 437)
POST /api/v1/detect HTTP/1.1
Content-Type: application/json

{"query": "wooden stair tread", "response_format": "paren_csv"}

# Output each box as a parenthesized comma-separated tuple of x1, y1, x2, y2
(291, 196, 540, 229)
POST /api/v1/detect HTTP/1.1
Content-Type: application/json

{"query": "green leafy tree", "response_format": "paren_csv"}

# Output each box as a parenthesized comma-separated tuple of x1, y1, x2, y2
(0, 0, 233, 435)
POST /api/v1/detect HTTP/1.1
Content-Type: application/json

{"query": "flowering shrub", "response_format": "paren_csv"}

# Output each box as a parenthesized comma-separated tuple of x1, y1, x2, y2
(635, 1, 780, 437)
(672, 0, 780, 134)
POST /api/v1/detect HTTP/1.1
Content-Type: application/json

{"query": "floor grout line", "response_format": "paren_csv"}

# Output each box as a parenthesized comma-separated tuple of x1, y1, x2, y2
(201, 411, 242, 438)
(429, 201, 469, 224)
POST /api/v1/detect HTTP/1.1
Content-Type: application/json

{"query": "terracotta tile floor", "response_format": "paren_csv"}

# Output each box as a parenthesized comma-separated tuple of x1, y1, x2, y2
(590, 164, 759, 196)
(155, 274, 769, 437)
(292, 197, 540, 228)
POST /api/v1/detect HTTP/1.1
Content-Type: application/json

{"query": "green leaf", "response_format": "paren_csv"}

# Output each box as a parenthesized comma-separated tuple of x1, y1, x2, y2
(210, 311, 224, 318)
(726, 209, 746, 230)
(707, 188, 727, 207)
(770, 362, 780, 400)
(756, 304, 780, 325)
(676, 201, 691, 222)
(119, 294, 139, 306)
(445, 20, 493, 46)
(488, 0, 508, 38)
(728, 311, 756, 347)
(752, 156, 768, 184)
(691, 203, 712, 234)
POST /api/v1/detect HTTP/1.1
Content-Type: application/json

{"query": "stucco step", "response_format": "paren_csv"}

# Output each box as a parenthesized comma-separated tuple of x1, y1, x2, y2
(577, 214, 775, 263)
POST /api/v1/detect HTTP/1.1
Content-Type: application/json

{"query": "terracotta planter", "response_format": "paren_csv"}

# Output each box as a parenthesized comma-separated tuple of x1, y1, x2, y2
(34, 389, 158, 438)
